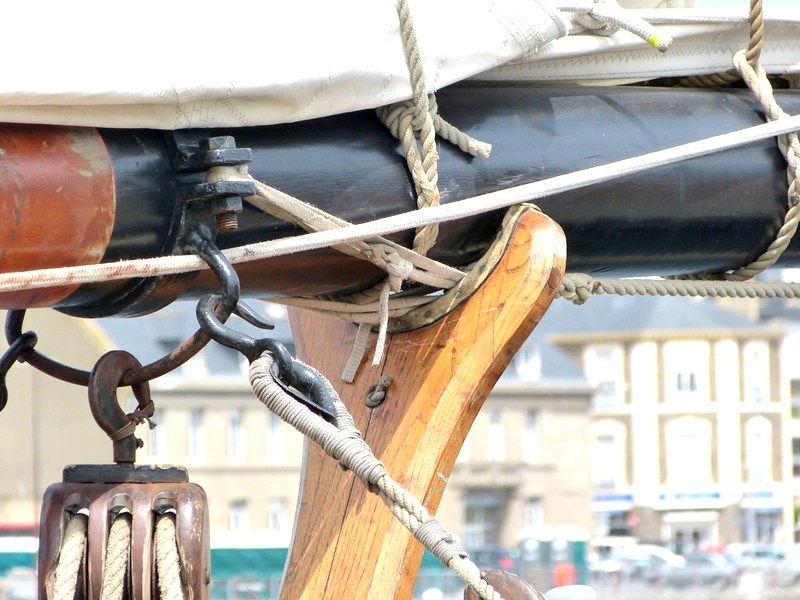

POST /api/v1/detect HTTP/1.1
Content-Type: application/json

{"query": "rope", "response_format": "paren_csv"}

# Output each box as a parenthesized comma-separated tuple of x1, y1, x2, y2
(50, 510, 89, 600)
(99, 510, 132, 600)
(558, 0, 672, 51)
(676, 0, 763, 87)
(365, 375, 392, 408)
(249, 353, 507, 600)
(155, 511, 186, 600)
(108, 400, 157, 442)
(671, 27, 799, 282)
(209, 165, 464, 290)
(3, 115, 799, 296)
(391, 0, 441, 256)
(559, 273, 800, 304)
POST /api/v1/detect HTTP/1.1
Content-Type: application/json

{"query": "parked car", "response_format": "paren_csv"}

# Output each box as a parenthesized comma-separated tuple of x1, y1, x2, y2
(725, 544, 800, 587)
(2, 567, 36, 600)
(663, 553, 739, 590)
(590, 544, 684, 584)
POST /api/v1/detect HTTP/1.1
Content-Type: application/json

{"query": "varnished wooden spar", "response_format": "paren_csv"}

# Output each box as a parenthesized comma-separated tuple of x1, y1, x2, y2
(281, 206, 564, 600)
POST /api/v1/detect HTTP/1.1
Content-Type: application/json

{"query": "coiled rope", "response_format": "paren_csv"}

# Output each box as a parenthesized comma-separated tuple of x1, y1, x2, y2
(249, 352, 509, 600)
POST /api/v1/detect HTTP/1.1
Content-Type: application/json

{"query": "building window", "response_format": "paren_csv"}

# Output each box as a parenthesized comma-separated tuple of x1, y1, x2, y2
(674, 433, 704, 484)
(592, 435, 619, 488)
(791, 380, 800, 419)
(676, 372, 697, 393)
(227, 409, 245, 462)
(188, 409, 205, 461)
(514, 345, 541, 381)
(267, 499, 288, 531)
(463, 492, 505, 549)
(745, 417, 772, 484)
(266, 412, 284, 464)
(585, 345, 623, 407)
(486, 410, 505, 462)
(522, 411, 540, 464)
(524, 497, 542, 527)
(149, 408, 166, 460)
(664, 342, 708, 402)
(744, 342, 770, 403)
(793, 438, 800, 478)
(666, 417, 712, 486)
(229, 500, 248, 531)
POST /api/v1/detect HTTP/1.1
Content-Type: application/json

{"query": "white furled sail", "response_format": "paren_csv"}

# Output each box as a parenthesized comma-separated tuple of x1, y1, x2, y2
(0, 0, 566, 129)
(0, 1, 797, 130)
(477, 7, 800, 84)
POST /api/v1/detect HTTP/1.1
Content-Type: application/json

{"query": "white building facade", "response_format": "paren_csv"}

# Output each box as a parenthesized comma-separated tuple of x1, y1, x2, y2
(554, 328, 791, 548)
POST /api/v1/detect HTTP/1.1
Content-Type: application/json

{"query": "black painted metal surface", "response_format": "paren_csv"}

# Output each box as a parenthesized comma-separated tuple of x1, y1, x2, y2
(57, 84, 800, 310)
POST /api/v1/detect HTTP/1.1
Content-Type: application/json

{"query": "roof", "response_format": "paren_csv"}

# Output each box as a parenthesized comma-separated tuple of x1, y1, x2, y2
(503, 293, 778, 384)
(98, 300, 296, 379)
(539, 294, 766, 336)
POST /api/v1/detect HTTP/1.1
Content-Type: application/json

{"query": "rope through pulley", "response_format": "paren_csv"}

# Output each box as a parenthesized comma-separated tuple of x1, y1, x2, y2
(38, 348, 209, 600)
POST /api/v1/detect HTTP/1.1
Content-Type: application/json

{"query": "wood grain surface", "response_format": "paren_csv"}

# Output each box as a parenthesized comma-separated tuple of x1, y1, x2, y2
(279, 208, 566, 600)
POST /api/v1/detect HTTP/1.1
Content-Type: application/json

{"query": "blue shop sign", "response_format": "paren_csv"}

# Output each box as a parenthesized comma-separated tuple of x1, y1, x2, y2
(659, 492, 721, 501)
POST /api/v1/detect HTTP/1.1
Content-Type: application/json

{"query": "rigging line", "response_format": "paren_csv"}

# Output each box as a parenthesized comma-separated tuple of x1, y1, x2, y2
(1, 113, 799, 294)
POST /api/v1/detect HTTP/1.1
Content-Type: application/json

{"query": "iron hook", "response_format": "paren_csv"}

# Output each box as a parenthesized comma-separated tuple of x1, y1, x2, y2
(88, 351, 155, 464)
(196, 295, 338, 424)
(0, 331, 37, 412)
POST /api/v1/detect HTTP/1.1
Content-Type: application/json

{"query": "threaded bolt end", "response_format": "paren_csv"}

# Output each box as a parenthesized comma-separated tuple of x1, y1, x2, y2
(216, 212, 238, 233)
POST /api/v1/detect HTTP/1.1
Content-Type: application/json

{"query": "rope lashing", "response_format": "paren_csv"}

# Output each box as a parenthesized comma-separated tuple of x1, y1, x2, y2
(249, 353, 505, 600)
(99, 510, 132, 600)
(108, 400, 157, 443)
(557, 0, 673, 51)
(672, 50, 799, 282)
(155, 510, 187, 600)
(50, 509, 89, 600)
(207, 165, 464, 290)
(559, 273, 800, 305)
(676, 0, 764, 87)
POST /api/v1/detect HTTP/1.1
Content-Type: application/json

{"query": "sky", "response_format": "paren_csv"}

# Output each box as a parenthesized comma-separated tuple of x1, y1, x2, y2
(693, 0, 798, 6)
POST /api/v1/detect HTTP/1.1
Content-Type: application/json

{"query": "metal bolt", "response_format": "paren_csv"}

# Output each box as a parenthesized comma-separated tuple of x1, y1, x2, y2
(200, 136, 236, 151)
(215, 212, 238, 233)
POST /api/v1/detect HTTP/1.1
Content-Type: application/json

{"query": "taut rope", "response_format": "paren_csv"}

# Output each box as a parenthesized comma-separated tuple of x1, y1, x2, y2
(99, 510, 132, 600)
(250, 353, 507, 600)
(49, 510, 88, 600)
(155, 511, 187, 600)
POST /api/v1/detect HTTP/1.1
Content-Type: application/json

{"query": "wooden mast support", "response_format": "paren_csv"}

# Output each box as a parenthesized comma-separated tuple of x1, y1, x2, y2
(280, 206, 566, 600)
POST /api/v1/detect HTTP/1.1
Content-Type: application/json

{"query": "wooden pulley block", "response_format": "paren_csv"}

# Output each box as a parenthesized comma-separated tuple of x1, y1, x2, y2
(38, 351, 210, 600)
(38, 465, 210, 600)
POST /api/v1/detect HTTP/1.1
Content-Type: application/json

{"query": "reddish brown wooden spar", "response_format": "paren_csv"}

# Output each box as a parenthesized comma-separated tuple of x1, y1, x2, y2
(281, 207, 564, 600)
(0, 125, 115, 308)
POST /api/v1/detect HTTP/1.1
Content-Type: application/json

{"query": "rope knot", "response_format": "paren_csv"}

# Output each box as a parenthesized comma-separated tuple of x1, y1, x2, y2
(573, 0, 621, 37)
(108, 400, 157, 442)
(558, 273, 595, 305)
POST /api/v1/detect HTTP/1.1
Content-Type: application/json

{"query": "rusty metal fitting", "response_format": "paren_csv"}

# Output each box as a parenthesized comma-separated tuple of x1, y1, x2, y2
(88, 351, 155, 464)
